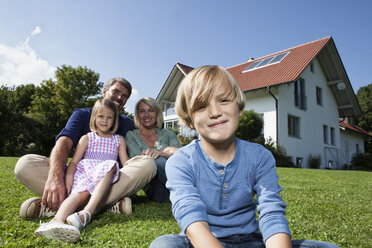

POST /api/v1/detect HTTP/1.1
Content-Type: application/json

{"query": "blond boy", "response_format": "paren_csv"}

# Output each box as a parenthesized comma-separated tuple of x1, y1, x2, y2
(150, 65, 339, 248)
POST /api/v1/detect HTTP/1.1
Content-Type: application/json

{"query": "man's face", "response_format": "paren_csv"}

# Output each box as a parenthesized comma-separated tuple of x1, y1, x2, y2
(102, 82, 130, 111)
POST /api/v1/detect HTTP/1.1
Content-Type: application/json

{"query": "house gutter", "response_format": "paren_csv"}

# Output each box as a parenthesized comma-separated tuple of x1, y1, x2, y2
(268, 86, 279, 147)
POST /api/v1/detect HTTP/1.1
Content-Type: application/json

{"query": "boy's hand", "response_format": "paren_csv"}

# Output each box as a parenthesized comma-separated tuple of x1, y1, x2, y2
(186, 221, 224, 248)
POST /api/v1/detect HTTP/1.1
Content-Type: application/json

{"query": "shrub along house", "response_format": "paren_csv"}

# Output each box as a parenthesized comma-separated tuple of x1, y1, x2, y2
(156, 36, 370, 169)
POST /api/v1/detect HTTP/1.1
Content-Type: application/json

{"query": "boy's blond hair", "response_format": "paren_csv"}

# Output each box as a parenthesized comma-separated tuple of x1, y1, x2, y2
(175, 65, 246, 128)
(90, 99, 119, 133)
(134, 97, 164, 129)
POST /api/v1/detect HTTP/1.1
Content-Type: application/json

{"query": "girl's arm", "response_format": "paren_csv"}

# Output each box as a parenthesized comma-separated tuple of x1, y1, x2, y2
(118, 135, 129, 166)
(186, 221, 223, 248)
(265, 233, 292, 248)
(65, 135, 88, 195)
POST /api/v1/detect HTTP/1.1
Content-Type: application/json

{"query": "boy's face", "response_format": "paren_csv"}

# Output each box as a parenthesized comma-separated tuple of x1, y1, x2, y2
(191, 84, 242, 146)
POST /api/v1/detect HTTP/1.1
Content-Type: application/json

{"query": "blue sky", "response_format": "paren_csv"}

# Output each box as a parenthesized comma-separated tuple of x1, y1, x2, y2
(1, 0, 371, 113)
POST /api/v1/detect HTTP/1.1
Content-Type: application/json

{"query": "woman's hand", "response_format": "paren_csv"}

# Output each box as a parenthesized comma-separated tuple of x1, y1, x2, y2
(142, 148, 161, 159)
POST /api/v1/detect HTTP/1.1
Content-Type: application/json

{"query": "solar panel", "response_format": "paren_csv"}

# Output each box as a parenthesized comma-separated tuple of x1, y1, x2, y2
(243, 51, 290, 72)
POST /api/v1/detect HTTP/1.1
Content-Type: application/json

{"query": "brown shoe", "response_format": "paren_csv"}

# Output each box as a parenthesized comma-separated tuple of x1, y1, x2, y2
(107, 197, 132, 215)
(19, 197, 56, 219)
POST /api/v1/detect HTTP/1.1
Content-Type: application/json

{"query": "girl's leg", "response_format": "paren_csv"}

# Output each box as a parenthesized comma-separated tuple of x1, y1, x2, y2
(52, 191, 90, 223)
(83, 166, 116, 215)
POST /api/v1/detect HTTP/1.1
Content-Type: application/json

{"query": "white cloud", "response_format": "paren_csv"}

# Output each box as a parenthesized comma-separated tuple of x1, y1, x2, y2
(0, 26, 56, 86)
(31, 26, 42, 36)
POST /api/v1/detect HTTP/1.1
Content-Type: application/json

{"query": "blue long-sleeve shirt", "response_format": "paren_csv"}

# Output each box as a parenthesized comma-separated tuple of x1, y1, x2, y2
(165, 139, 291, 242)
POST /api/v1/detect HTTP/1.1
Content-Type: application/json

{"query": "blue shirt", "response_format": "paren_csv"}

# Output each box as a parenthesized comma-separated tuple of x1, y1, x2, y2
(56, 108, 135, 149)
(165, 139, 291, 242)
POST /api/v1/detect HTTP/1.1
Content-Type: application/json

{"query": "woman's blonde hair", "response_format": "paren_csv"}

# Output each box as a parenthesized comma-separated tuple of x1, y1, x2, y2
(90, 99, 119, 133)
(134, 97, 163, 129)
(175, 65, 245, 128)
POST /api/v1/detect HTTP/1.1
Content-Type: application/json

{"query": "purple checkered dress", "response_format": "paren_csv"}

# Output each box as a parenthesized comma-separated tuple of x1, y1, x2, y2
(71, 132, 120, 194)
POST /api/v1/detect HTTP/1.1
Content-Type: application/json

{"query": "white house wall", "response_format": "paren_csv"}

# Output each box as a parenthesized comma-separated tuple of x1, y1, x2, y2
(340, 130, 365, 165)
(244, 88, 277, 144)
(279, 59, 341, 168)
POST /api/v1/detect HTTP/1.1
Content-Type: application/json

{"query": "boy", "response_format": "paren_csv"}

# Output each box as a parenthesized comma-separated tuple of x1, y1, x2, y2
(150, 65, 339, 248)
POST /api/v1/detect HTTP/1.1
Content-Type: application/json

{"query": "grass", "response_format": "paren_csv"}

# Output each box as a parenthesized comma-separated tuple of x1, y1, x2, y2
(1, 157, 371, 247)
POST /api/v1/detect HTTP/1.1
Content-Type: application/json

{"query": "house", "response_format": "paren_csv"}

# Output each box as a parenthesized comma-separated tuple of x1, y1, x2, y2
(156, 36, 370, 169)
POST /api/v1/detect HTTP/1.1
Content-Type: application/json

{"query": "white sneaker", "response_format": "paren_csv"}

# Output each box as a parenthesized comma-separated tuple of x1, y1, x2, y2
(107, 197, 132, 215)
(66, 210, 91, 231)
(34, 221, 80, 243)
(19, 197, 56, 219)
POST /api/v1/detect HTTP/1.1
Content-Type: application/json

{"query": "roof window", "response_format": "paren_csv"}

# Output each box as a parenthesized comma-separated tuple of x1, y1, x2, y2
(243, 51, 290, 72)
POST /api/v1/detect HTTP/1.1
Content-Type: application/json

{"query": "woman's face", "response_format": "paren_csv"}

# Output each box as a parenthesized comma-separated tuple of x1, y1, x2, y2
(138, 101, 157, 129)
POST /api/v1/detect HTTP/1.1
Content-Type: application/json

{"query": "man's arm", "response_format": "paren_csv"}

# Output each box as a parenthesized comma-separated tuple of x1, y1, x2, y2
(186, 221, 223, 248)
(42, 136, 73, 210)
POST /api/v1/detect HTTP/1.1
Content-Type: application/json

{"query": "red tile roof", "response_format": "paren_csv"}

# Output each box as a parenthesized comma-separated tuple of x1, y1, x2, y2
(226, 36, 332, 91)
(177, 62, 194, 75)
(176, 37, 332, 92)
(339, 121, 372, 137)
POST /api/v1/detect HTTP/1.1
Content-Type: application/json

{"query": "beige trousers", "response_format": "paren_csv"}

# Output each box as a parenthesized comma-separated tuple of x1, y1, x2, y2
(14, 154, 157, 207)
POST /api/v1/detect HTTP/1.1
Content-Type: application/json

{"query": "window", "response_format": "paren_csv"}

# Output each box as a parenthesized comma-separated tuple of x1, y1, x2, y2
(243, 51, 290, 72)
(165, 120, 179, 131)
(316, 86, 322, 106)
(296, 157, 303, 167)
(166, 105, 175, 116)
(294, 78, 306, 110)
(288, 115, 300, 138)
(356, 144, 360, 154)
(330, 127, 335, 145)
(310, 62, 314, 73)
(328, 160, 334, 168)
(323, 125, 328, 144)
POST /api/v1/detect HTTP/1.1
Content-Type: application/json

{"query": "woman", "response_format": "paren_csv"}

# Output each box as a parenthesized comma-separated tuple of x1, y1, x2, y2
(126, 97, 180, 202)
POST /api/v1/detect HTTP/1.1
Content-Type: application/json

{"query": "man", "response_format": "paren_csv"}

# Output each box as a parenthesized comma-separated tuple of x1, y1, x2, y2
(15, 77, 157, 219)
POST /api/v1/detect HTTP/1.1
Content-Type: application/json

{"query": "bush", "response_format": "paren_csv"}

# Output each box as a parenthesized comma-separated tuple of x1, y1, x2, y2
(236, 110, 263, 141)
(177, 135, 197, 147)
(308, 154, 321, 169)
(260, 137, 296, 168)
(350, 153, 372, 170)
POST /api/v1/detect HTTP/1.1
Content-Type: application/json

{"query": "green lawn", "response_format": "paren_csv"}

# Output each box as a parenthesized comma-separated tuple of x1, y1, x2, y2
(1, 157, 371, 247)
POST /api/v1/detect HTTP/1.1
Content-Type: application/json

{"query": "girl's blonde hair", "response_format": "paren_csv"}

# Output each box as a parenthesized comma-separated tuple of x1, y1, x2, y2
(134, 97, 163, 129)
(90, 99, 119, 133)
(175, 65, 245, 128)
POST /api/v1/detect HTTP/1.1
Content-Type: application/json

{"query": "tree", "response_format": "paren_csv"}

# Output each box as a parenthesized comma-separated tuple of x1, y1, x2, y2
(30, 65, 102, 154)
(355, 83, 372, 154)
(235, 109, 263, 141)
(356, 83, 372, 133)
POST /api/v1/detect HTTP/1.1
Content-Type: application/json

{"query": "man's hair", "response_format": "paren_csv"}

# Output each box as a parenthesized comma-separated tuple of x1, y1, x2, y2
(175, 65, 245, 128)
(104, 77, 132, 98)
(90, 99, 119, 133)
(134, 97, 164, 129)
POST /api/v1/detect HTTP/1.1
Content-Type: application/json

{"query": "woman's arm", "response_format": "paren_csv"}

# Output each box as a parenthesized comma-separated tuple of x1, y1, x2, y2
(118, 135, 129, 166)
(125, 130, 144, 158)
(65, 135, 88, 195)
(186, 221, 224, 248)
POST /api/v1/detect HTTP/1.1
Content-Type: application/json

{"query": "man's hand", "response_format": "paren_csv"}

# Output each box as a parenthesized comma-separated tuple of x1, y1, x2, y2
(41, 136, 73, 210)
(42, 172, 66, 211)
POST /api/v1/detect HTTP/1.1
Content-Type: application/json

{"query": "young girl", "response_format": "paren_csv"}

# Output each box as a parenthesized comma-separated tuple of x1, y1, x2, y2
(34, 98, 129, 243)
